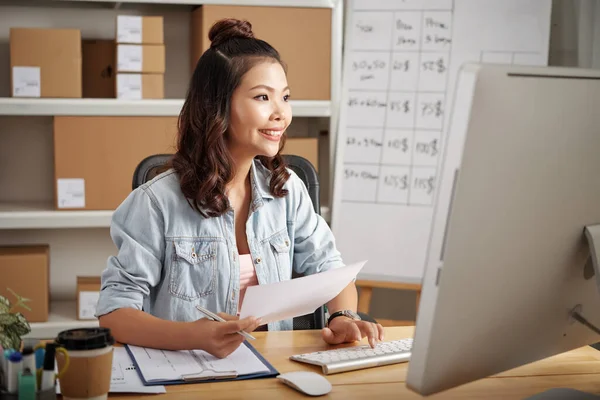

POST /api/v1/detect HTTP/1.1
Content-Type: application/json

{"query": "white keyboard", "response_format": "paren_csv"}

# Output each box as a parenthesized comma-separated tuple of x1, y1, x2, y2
(290, 338, 413, 374)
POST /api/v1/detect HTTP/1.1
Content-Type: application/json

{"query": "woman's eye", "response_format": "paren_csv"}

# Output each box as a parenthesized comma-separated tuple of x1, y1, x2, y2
(255, 94, 268, 101)
(283, 94, 290, 101)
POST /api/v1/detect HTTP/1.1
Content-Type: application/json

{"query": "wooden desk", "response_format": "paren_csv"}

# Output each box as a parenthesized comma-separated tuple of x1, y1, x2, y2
(110, 327, 600, 399)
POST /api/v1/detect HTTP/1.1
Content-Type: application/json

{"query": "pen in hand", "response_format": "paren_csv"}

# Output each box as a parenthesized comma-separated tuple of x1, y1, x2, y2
(195, 306, 257, 341)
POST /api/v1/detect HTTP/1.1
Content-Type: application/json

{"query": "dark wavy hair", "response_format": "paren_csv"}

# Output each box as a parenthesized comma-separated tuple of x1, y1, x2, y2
(172, 18, 290, 218)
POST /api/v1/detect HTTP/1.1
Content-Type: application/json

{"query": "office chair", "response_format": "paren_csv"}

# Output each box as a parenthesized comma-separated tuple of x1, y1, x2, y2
(132, 153, 376, 329)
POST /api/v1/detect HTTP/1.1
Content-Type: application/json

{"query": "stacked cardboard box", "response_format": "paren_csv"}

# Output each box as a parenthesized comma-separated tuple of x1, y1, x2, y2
(53, 116, 177, 210)
(115, 15, 165, 99)
(9, 28, 82, 98)
(0, 246, 50, 323)
(191, 5, 331, 100)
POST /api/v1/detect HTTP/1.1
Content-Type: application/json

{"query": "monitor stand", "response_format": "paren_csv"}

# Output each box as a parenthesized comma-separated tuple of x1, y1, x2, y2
(524, 226, 600, 399)
(525, 389, 600, 399)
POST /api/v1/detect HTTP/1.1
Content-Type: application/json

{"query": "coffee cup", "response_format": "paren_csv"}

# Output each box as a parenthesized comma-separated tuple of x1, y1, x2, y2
(54, 328, 115, 400)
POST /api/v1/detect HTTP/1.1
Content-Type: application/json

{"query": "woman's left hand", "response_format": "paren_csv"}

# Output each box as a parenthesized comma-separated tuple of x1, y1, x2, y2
(322, 317, 384, 348)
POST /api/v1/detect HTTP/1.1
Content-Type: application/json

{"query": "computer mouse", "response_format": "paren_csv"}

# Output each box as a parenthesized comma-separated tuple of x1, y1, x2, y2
(277, 371, 332, 396)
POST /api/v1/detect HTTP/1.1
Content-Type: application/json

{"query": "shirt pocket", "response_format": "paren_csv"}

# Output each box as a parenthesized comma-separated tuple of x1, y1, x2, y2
(268, 231, 292, 282)
(169, 240, 217, 301)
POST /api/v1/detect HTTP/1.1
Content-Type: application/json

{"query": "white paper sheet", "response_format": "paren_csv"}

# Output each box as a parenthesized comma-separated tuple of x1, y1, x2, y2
(57, 178, 85, 208)
(117, 44, 143, 72)
(127, 343, 270, 382)
(117, 16, 142, 43)
(239, 261, 366, 324)
(12, 66, 40, 97)
(116, 73, 142, 99)
(78, 291, 100, 320)
(56, 347, 166, 394)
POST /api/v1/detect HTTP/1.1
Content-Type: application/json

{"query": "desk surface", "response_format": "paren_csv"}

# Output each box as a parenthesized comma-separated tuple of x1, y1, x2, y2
(111, 327, 600, 399)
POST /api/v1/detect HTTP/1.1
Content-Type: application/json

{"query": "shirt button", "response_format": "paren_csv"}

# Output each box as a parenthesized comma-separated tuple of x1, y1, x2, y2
(285, 240, 289, 246)
(256, 257, 261, 264)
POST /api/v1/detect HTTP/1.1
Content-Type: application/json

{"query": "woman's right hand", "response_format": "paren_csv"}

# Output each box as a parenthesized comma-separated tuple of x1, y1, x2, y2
(193, 315, 262, 358)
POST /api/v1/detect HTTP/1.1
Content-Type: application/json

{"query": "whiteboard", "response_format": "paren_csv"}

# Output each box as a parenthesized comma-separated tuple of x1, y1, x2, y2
(331, 0, 552, 282)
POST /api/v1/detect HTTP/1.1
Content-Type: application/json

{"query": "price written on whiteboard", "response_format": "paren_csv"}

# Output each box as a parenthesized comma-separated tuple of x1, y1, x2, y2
(393, 59, 410, 72)
(413, 175, 435, 195)
(383, 173, 409, 191)
(389, 100, 411, 113)
(422, 57, 446, 73)
(415, 138, 439, 157)
(421, 100, 443, 118)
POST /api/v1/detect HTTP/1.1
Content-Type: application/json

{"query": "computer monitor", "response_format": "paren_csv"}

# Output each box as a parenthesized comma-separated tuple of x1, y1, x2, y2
(406, 63, 600, 396)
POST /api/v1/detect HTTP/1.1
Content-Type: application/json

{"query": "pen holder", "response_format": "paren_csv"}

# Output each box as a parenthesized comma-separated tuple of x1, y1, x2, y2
(0, 385, 57, 400)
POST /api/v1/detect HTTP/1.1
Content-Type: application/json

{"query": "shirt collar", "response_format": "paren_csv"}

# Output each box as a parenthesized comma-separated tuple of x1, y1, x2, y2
(250, 159, 274, 210)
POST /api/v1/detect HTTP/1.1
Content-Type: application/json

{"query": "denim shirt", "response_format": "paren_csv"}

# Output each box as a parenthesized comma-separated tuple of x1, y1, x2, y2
(96, 159, 344, 331)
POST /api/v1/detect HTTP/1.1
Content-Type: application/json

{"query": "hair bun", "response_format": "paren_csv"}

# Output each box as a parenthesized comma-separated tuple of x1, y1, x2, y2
(209, 18, 254, 48)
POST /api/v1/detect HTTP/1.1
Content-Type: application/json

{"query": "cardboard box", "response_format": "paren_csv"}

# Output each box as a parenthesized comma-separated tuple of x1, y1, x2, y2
(10, 28, 82, 98)
(283, 138, 318, 171)
(116, 73, 164, 99)
(0, 246, 49, 323)
(191, 5, 331, 100)
(53, 116, 177, 210)
(116, 44, 165, 73)
(116, 15, 164, 44)
(76, 276, 101, 320)
(82, 39, 115, 98)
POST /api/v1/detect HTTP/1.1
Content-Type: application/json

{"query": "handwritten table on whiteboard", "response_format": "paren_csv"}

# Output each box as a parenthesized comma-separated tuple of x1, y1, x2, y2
(331, 0, 552, 283)
(343, 7, 450, 207)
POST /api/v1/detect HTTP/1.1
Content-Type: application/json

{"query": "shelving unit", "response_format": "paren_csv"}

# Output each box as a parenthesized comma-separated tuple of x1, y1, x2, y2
(0, 201, 330, 230)
(0, 0, 343, 339)
(0, 202, 113, 229)
(24, 301, 99, 340)
(0, 98, 332, 117)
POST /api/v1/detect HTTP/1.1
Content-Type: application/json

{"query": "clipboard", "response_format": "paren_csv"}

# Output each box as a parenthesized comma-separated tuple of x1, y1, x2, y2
(124, 341, 279, 385)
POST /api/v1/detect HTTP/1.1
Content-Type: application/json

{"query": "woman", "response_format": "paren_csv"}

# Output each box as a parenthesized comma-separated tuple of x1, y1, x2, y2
(97, 18, 383, 358)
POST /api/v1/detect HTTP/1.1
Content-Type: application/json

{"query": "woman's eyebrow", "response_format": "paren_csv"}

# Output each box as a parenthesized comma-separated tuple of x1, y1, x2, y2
(249, 84, 291, 92)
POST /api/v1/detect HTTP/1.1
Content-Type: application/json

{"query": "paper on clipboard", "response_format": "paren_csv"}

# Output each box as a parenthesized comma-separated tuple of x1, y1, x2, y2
(239, 260, 366, 324)
(126, 342, 271, 383)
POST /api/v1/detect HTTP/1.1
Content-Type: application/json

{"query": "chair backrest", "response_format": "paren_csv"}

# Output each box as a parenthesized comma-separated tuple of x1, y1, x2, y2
(132, 153, 325, 330)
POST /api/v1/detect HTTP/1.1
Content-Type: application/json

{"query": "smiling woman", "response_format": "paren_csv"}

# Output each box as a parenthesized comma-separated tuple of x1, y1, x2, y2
(95, 18, 383, 359)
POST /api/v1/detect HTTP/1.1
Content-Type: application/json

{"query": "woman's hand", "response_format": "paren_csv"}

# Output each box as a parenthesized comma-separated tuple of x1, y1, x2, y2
(322, 317, 384, 348)
(192, 314, 261, 358)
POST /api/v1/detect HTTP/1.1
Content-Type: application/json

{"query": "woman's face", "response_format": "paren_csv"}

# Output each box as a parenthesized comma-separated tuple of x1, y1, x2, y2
(227, 60, 292, 161)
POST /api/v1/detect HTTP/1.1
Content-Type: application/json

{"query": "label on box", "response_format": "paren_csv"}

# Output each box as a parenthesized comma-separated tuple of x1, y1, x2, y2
(117, 74, 142, 99)
(117, 45, 143, 72)
(117, 15, 142, 43)
(57, 178, 85, 208)
(12, 66, 41, 97)
(79, 291, 100, 320)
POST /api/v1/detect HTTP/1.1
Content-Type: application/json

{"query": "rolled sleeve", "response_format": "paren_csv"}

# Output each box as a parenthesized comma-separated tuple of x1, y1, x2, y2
(96, 186, 165, 317)
(291, 173, 345, 276)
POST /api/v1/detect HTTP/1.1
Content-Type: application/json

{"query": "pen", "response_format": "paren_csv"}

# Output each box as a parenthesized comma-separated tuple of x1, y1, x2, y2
(40, 343, 56, 391)
(195, 305, 256, 341)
